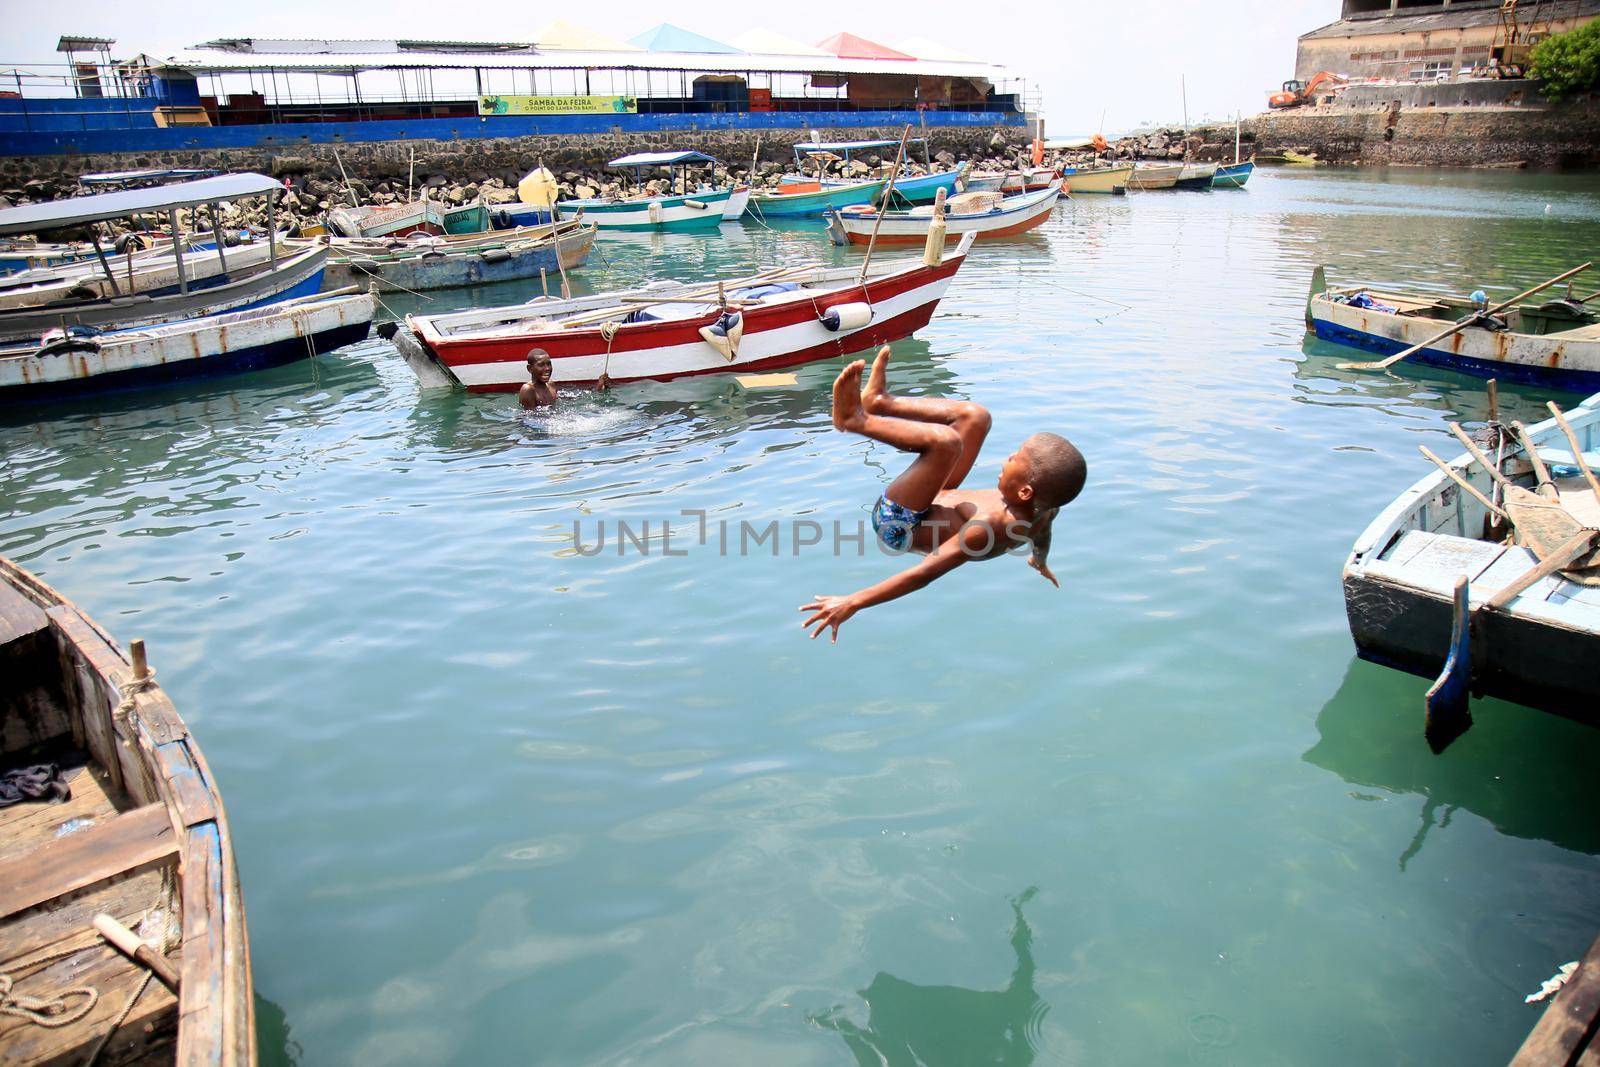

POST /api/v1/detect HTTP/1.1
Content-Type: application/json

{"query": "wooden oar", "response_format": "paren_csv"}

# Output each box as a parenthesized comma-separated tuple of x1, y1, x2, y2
(1418, 446, 1509, 521)
(1484, 528, 1599, 611)
(1545, 401, 1600, 499)
(1337, 262, 1593, 371)
(1448, 423, 1516, 492)
(1511, 421, 1560, 500)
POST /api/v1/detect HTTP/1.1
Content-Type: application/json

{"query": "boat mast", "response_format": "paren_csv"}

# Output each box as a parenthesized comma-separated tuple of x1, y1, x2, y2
(168, 209, 187, 294)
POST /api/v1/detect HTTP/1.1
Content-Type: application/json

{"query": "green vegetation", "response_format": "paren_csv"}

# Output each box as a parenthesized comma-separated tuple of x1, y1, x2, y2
(1529, 19, 1600, 100)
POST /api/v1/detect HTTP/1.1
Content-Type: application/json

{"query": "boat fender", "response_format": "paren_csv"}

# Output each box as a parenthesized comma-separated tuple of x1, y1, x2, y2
(421, 250, 446, 259)
(684, 199, 708, 211)
(492, 209, 514, 230)
(648, 201, 664, 225)
(114, 233, 150, 254)
(820, 303, 872, 333)
(480, 248, 512, 263)
(699, 310, 743, 361)
(65, 284, 100, 301)
(37, 336, 102, 358)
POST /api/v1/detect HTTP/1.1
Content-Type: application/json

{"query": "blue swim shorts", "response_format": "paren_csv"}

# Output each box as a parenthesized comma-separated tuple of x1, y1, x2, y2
(871, 493, 930, 552)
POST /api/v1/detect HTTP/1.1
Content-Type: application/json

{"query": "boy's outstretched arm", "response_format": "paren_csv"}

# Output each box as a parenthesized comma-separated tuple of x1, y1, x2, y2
(800, 521, 991, 643)
(1028, 508, 1059, 588)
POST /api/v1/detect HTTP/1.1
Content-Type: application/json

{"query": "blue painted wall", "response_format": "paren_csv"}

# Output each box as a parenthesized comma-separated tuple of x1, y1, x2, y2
(0, 106, 1023, 157)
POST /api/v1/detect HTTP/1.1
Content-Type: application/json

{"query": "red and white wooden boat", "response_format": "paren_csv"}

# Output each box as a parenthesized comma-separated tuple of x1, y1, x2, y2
(398, 233, 977, 390)
(327, 200, 446, 239)
(826, 182, 1061, 246)
(996, 167, 1060, 194)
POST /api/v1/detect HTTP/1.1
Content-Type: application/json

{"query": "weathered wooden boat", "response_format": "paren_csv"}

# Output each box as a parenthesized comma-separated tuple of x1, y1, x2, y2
(785, 139, 964, 206)
(998, 167, 1060, 194)
(488, 202, 555, 230)
(0, 175, 327, 345)
(825, 182, 1060, 245)
(1343, 394, 1600, 733)
(397, 232, 978, 390)
(325, 221, 576, 257)
(0, 556, 254, 1064)
(1212, 161, 1255, 189)
(1061, 164, 1134, 195)
(326, 199, 446, 239)
(558, 152, 739, 232)
(0, 241, 105, 276)
(322, 224, 595, 293)
(721, 185, 752, 220)
(1306, 267, 1600, 389)
(748, 177, 888, 219)
(0, 289, 375, 402)
(0, 241, 283, 311)
(1174, 163, 1219, 190)
(1127, 163, 1183, 190)
(962, 172, 1008, 193)
(441, 202, 487, 235)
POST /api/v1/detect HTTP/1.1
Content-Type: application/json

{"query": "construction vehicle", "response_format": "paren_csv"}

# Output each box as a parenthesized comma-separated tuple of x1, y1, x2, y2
(1477, 0, 1550, 78)
(1268, 71, 1348, 109)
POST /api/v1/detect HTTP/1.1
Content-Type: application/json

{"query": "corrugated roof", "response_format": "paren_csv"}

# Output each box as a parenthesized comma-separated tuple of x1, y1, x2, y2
(609, 151, 722, 167)
(627, 24, 741, 54)
(816, 33, 914, 61)
(0, 173, 281, 235)
(1301, 0, 1600, 39)
(148, 46, 1009, 80)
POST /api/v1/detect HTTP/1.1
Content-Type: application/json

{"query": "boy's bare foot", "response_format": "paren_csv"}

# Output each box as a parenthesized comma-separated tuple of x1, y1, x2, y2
(831, 359, 867, 431)
(861, 345, 891, 414)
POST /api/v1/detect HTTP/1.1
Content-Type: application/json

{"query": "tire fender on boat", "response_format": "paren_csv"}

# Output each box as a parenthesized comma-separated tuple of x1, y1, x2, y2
(684, 199, 708, 211)
(699, 310, 743, 361)
(480, 248, 512, 263)
(820, 302, 872, 333)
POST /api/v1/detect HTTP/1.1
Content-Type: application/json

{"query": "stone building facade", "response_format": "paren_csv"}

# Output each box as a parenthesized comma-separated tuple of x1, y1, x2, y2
(1294, 0, 1600, 81)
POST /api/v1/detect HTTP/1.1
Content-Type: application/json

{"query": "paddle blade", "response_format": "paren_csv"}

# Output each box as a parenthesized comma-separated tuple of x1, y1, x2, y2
(1424, 575, 1473, 753)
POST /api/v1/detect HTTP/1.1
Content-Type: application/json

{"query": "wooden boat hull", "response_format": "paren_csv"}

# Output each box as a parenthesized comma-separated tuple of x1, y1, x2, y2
(0, 291, 375, 402)
(328, 202, 446, 239)
(406, 234, 975, 389)
(0, 242, 280, 311)
(557, 189, 734, 232)
(828, 182, 1060, 244)
(721, 185, 751, 220)
(442, 202, 487, 235)
(1127, 164, 1183, 190)
(1307, 284, 1600, 390)
(0, 557, 254, 1065)
(1212, 161, 1255, 188)
(749, 179, 887, 219)
(0, 246, 330, 345)
(963, 173, 1007, 193)
(1175, 163, 1219, 190)
(0, 242, 102, 275)
(1062, 165, 1133, 195)
(999, 168, 1060, 194)
(488, 203, 556, 229)
(323, 226, 595, 293)
(1342, 395, 1600, 721)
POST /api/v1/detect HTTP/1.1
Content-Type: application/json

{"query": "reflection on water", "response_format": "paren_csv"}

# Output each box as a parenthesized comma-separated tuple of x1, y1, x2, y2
(255, 994, 302, 1067)
(1304, 660, 1600, 858)
(811, 888, 1046, 1067)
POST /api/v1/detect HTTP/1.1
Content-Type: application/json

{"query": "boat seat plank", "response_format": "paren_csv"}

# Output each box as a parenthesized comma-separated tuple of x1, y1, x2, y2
(0, 865, 166, 967)
(0, 803, 175, 920)
(0, 755, 130, 865)
(1510, 932, 1600, 1066)
(0, 934, 178, 1067)
(1385, 534, 1507, 589)
(1470, 546, 1563, 606)
(0, 579, 48, 648)
(1381, 529, 1439, 567)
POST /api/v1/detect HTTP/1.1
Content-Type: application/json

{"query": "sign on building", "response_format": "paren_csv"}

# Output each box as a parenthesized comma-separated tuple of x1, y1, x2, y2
(478, 95, 638, 116)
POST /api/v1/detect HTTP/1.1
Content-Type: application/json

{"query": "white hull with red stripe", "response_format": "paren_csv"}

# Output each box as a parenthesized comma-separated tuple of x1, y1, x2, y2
(405, 233, 977, 389)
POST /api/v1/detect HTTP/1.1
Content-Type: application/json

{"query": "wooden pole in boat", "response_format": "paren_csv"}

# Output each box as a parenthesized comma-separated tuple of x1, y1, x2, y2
(1546, 401, 1600, 499)
(333, 148, 360, 208)
(88, 231, 121, 297)
(1487, 378, 1499, 424)
(1511, 421, 1560, 500)
(168, 209, 188, 295)
(1418, 446, 1510, 521)
(539, 267, 549, 298)
(210, 202, 228, 277)
(1337, 262, 1594, 371)
(94, 914, 179, 993)
(858, 124, 913, 286)
(408, 148, 415, 204)
(1235, 112, 1241, 165)
(1448, 423, 1516, 492)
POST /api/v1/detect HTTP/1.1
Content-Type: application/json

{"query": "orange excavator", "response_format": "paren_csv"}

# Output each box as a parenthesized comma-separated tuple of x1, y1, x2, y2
(1268, 71, 1347, 109)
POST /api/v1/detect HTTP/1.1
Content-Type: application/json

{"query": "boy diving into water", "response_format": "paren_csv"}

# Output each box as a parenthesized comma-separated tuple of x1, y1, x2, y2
(801, 346, 1086, 643)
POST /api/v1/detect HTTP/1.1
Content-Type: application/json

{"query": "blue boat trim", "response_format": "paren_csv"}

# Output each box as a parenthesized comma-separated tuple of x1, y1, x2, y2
(1310, 318, 1600, 390)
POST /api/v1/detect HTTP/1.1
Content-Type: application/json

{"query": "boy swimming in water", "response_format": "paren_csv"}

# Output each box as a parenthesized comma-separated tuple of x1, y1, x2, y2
(518, 349, 556, 410)
(800, 346, 1086, 643)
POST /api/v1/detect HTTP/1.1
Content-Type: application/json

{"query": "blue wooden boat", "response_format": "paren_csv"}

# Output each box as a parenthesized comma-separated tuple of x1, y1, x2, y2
(323, 223, 596, 292)
(749, 178, 887, 219)
(0, 173, 327, 343)
(1212, 161, 1255, 189)
(1343, 394, 1600, 733)
(785, 137, 964, 205)
(488, 202, 555, 230)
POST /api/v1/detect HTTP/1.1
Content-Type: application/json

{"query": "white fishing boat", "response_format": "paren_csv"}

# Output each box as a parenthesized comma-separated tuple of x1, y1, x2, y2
(394, 233, 978, 390)
(0, 289, 375, 402)
(1344, 394, 1600, 740)
(558, 152, 739, 232)
(1127, 163, 1184, 190)
(826, 183, 1061, 245)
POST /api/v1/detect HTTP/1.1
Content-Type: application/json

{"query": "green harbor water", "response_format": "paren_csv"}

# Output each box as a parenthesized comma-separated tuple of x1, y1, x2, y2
(4, 167, 1600, 1065)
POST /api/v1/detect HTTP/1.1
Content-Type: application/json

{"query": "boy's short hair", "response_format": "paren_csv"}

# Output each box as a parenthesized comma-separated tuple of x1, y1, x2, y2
(1023, 432, 1086, 510)
(526, 348, 551, 364)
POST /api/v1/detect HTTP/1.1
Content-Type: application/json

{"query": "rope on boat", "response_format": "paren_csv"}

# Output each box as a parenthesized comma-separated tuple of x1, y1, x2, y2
(113, 667, 157, 726)
(598, 321, 622, 389)
(0, 973, 98, 1029)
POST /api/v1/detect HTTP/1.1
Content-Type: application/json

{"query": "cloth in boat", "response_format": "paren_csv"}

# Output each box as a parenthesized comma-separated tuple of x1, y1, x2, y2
(0, 764, 70, 808)
(872, 493, 929, 552)
(1342, 292, 1397, 313)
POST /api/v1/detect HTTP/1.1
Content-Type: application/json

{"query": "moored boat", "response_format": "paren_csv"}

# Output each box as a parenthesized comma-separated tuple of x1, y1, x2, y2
(1343, 394, 1600, 726)
(1212, 161, 1255, 189)
(748, 177, 888, 219)
(786, 139, 965, 205)
(1062, 164, 1134, 195)
(962, 172, 1008, 193)
(442, 201, 488, 234)
(1127, 163, 1183, 190)
(826, 183, 1061, 245)
(321, 223, 596, 293)
(397, 232, 978, 389)
(1305, 266, 1600, 389)
(558, 152, 740, 232)
(721, 185, 752, 220)
(999, 167, 1060, 194)
(0, 555, 254, 1064)
(327, 199, 446, 238)
(0, 175, 328, 344)
(0, 289, 375, 402)
(1174, 162, 1219, 190)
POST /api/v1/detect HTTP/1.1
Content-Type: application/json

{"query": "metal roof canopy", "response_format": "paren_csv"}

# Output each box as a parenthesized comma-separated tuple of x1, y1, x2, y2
(0, 173, 281, 235)
(608, 151, 722, 168)
(795, 138, 926, 154)
(79, 168, 220, 186)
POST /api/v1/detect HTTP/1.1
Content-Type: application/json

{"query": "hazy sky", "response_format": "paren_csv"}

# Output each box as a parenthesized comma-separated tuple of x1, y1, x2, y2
(2, 0, 1338, 134)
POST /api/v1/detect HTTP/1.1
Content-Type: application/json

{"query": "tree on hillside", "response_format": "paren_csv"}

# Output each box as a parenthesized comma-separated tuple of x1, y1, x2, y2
(1529, 19, 1600, 100)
